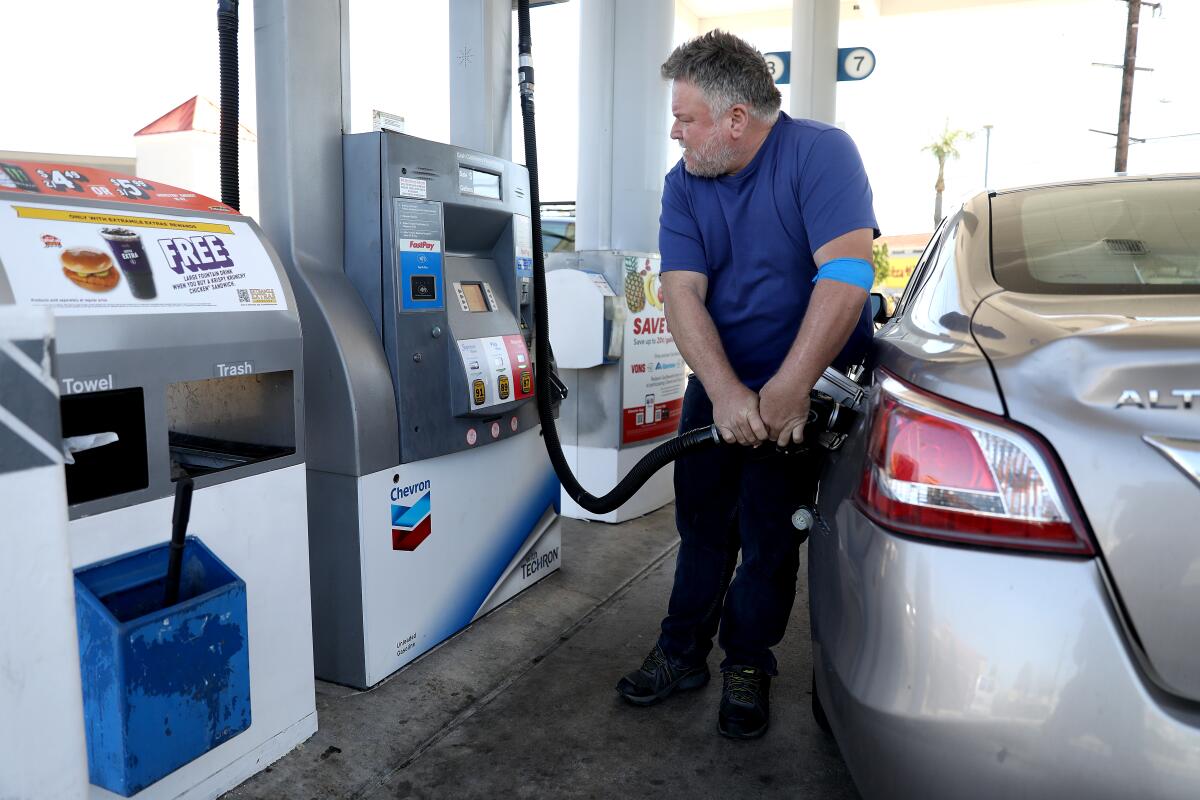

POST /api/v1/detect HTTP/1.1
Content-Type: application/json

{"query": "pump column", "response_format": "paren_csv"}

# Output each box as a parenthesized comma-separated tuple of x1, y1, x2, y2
(449, 0, 513, 160)
(548, 0, 680, 522)
(576, 0, 672, 252)
(790, 0, 840, 123)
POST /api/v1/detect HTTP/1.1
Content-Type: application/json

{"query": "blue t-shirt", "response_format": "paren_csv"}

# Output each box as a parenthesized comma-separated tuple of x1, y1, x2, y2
(659, 112, 878, 390)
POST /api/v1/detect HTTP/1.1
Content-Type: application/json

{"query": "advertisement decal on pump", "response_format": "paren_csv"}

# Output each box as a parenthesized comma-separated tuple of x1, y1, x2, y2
(621, 256, 685, 443)
(0, 201, 287, 315)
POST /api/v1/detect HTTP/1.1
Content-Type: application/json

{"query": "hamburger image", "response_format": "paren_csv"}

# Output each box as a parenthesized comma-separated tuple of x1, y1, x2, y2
(61, 247, 120, 292)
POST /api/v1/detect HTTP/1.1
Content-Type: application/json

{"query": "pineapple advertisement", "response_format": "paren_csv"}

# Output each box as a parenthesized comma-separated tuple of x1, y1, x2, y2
(621, 255, 685, 445)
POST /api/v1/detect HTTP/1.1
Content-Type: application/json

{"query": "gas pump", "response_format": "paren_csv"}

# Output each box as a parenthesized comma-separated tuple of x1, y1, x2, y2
(305, 131, 561, 689)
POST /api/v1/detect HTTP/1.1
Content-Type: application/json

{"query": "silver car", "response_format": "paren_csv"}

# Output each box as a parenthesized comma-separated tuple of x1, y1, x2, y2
(810, 175, 1200, 800)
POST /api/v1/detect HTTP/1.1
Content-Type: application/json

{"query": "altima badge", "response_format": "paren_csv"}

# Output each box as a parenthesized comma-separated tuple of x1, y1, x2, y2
(1116, 390, 1200, 409)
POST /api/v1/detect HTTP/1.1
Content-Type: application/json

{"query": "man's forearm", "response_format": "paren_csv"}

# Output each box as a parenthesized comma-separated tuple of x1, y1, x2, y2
(665, 290, 742, 398)
(772, 280, 866, 392)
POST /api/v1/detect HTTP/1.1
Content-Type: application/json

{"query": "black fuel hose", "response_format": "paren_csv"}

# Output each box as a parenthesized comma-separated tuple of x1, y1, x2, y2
(217, 0, 240, 211)
(517, 0, 719, 514)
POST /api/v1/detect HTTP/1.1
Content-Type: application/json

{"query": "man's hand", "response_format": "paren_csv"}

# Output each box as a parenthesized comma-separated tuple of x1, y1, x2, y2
(758, 375, 812, 447)
(710, 383, 769, 446)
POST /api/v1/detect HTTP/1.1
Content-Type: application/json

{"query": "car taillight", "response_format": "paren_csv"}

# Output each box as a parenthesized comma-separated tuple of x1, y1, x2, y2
(857, 373, 1093, 555)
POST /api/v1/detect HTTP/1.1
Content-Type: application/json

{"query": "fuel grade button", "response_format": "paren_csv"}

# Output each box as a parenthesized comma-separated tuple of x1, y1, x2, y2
(472, 379, 486, 406)
(498, 374, 511, 400)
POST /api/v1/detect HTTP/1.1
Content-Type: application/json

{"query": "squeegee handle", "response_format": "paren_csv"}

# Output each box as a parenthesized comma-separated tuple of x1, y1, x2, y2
(164, 477, 194, 607)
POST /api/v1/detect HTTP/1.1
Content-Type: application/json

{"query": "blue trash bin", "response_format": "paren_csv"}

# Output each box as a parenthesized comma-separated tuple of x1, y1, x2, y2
(74, 536, 251, 797)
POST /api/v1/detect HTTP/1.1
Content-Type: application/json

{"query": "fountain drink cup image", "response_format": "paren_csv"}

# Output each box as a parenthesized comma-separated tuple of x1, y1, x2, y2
(99, 227, 157, 299)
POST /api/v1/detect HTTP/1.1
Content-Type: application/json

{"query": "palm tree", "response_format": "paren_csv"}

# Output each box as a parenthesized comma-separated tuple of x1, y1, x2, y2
(923, 122, 974, 228)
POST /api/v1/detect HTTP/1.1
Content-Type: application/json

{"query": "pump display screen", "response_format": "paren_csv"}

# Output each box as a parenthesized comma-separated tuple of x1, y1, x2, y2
(461, 282, 489, 312)
(458, 167, 501, 200)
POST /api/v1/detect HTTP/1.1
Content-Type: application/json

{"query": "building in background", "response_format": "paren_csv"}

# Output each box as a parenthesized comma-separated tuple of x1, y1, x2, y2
(876, 231, 933, 294)
(134, 96, 259, 220)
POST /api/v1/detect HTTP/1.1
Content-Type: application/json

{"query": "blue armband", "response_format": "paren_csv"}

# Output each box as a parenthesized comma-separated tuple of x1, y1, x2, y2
(813, 257, 874, 292)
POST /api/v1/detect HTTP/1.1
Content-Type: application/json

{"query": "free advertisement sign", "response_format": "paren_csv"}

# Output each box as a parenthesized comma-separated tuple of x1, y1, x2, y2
(620, 255, 685, 444)
(0, 201, 288, 316)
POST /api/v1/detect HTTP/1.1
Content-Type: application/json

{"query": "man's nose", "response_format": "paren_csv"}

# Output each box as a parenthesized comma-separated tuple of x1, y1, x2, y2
(670, 123, 682, 140)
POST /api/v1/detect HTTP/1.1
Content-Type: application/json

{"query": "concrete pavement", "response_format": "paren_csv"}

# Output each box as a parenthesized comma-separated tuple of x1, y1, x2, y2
(226, 505, 860, 800)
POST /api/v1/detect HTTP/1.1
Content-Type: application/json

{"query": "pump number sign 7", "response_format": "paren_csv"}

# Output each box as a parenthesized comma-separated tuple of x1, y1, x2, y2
(837, 47, 876, 81)
(764, 48, 876, 84)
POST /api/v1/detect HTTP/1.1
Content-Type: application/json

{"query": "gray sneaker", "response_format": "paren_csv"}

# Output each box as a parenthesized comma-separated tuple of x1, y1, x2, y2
(615, 644, 710, 706)
(718, 666, 771, 739)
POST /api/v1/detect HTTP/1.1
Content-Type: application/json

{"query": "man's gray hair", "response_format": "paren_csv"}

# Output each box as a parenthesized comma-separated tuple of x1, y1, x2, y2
(661, 30, 782, 122)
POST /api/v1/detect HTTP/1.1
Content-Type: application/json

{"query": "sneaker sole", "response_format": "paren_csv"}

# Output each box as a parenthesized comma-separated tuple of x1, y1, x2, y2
(717, 718, 769, 740)
(617, 669, 710, 707)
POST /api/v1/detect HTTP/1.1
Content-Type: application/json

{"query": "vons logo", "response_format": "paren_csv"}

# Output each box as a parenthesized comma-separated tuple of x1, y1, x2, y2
(630, 363, 647, 374)
(391, 479, 432, 551)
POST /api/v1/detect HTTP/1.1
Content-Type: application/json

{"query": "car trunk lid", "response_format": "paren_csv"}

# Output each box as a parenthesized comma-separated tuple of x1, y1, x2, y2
(973, 292, 1200, 701)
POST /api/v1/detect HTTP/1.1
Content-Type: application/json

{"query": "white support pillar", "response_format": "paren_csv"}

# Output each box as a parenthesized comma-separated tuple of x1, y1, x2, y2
(0, 308, 89, 800)
(790, 0, 840, 124)
(450, 0, 513, 159)
(576, 0, 674, 253)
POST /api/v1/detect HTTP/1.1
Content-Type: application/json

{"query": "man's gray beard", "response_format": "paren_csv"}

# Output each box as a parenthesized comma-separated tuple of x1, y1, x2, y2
(682, 129, 736, 178)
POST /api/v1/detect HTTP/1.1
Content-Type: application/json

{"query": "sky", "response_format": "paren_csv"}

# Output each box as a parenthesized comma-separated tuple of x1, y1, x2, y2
(1, 0, 1196, 235)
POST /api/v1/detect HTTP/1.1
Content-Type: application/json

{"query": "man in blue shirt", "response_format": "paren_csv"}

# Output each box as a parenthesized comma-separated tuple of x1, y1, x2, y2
(615, 30, 878, 740)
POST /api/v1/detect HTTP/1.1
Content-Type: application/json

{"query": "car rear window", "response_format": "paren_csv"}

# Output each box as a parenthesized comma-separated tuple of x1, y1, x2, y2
(991, 179, 1200, 294)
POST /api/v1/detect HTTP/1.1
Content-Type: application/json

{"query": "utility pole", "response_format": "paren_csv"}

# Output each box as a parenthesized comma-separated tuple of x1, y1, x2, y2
(1115, 0, 1142, 173)
(982, 124, 993, 186)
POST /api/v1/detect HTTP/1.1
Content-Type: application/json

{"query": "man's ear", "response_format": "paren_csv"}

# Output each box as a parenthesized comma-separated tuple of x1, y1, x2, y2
(728, 104, 750, 139)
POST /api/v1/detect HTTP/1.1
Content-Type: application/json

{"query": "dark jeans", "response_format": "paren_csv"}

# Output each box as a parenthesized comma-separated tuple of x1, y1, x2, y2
(657, 376, 824, 675)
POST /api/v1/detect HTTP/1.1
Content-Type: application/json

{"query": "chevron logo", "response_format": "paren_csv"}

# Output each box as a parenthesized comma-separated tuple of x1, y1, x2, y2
(391, 490, 432, 551)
